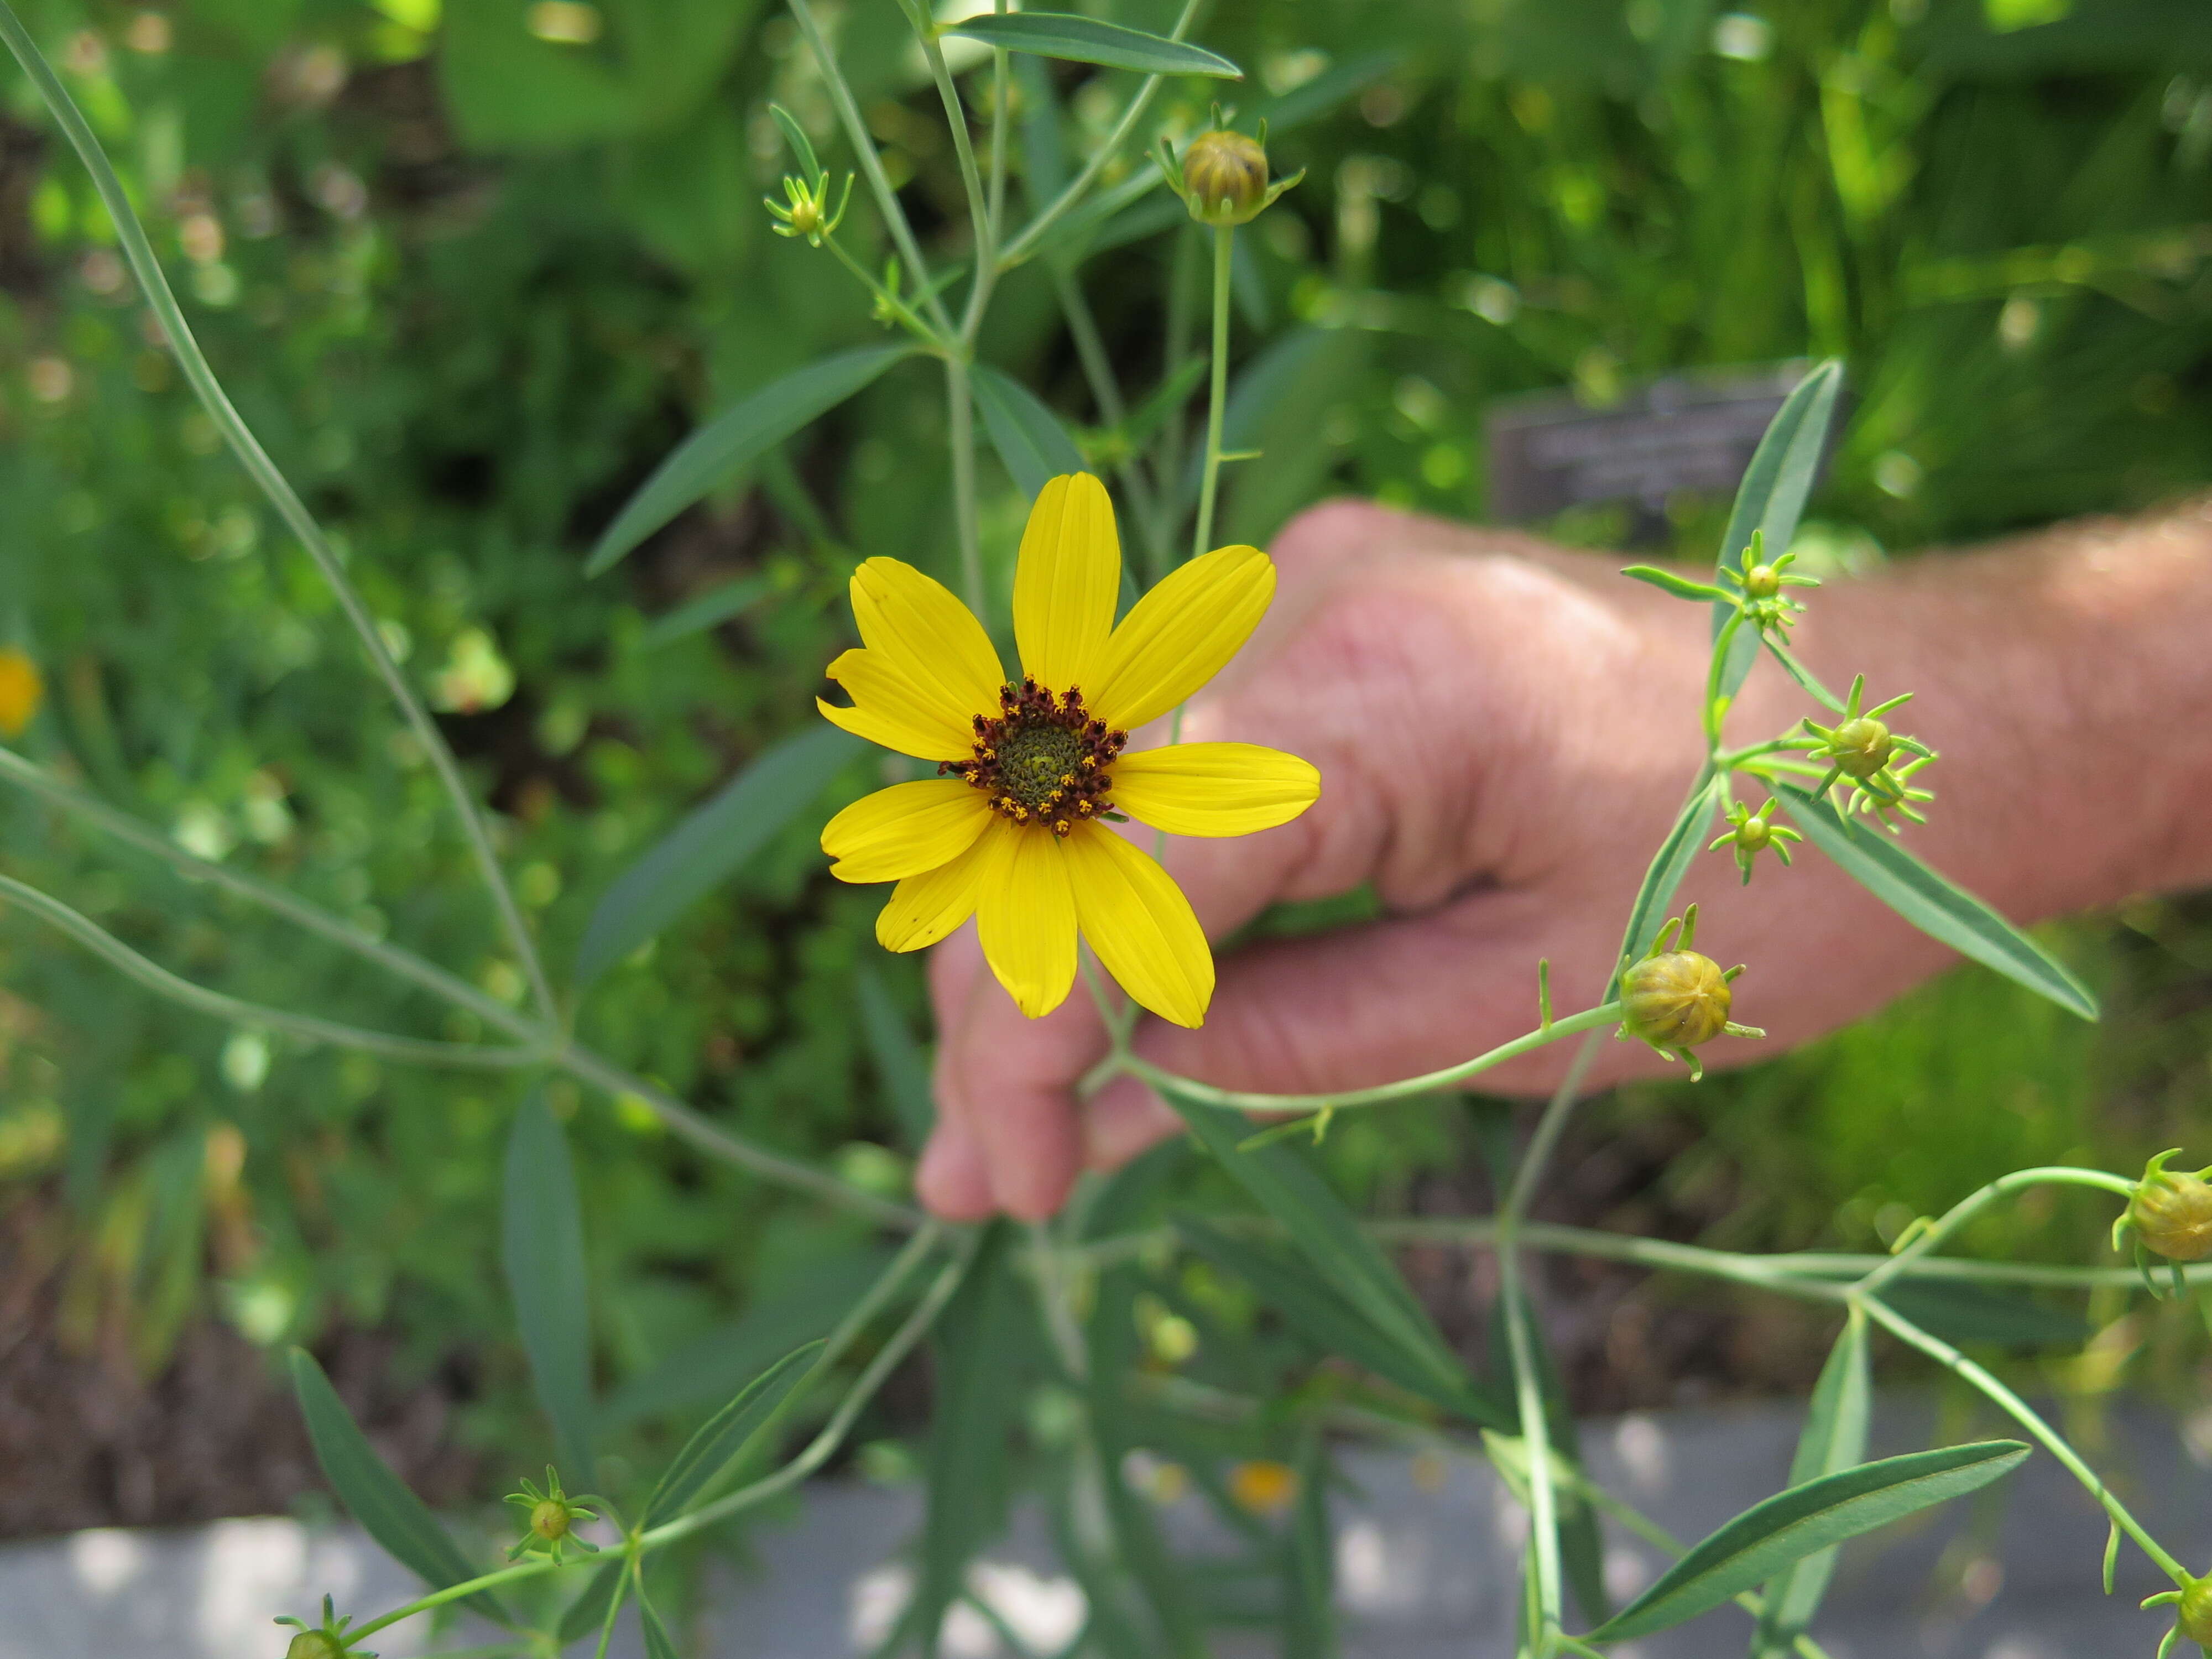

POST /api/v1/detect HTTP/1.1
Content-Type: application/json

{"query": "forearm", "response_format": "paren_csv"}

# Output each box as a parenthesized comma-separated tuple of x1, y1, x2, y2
(1796, 497, 2212, 920)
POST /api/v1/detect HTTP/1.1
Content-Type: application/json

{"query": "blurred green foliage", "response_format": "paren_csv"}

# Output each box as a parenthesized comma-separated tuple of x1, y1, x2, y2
(0, 0, 2208, 1520)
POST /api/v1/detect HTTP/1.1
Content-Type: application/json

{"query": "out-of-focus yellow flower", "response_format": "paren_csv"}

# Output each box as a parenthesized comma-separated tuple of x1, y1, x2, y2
(1228, 1458, 1299, 1516)
(818, 473, 1319, 1025)
(0, 650, 43, 738)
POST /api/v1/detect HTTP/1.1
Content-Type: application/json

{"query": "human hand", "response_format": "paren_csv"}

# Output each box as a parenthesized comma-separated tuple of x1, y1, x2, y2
(912, 498, 2186, 1220)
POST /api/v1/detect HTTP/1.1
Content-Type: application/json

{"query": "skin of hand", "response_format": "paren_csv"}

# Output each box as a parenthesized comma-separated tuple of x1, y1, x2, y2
(916, 497, 2212, 1222)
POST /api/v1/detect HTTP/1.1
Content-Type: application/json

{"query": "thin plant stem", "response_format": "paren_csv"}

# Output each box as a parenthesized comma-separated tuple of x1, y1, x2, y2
(1106, 1002, 1616, 1112)
(348, 1558, 571, 1644)
(946, 354, 987, 615)
(821, 232, 947, 349)
(1052, 267, 1167, 561)
(0, 3, 557, 1026)
(987, 2, 1010, 231)
(0, 873, 545, 1070)
(1029, 1218, 1090, 1383)
(1856, 1166, 2137, 1297)
(995, 0, 1204, 269)
(787, 0, 953, 336)
(591, 1563, 632, 1659)
(1857, 1293, 2188, 1586)
(1191, 225, 1234, 561)
(918, 24, 995, 285)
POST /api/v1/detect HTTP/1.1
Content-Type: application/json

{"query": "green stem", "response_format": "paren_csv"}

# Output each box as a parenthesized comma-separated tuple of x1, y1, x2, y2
(1110, 1002, 1616, 1113)
(946, 354, 986, 617)
(986, 4, 1010, 232)
(1499, 1253, 1562, 1651)
(787, 0, 953, 336)
(1052, 267, 1167, 562)
(822, 232, 948, 350)
(917, 21, 995, 288)
(349, 1558, 571, 1643)
(995, 0, 1203, 269)
(0, 3, 556, 1026)
(1190, 225, 1234, 562)
(1856, 1166, 2136, 1297)
(1857, 1294, 2188, 1586)
(1028, 1217, 1090, 1382)
(1704, 608, 1747, 746)
(0, 873, 545, 1070)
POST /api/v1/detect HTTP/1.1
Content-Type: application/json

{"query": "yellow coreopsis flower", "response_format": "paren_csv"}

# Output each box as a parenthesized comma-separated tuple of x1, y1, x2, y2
(0, 649, 43, 739)
(818, 473, 1319, 1026)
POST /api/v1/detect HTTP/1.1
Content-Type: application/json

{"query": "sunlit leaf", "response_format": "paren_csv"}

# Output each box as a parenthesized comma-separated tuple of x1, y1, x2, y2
(944, 13, 1240, 77)
(1754, 1310, 1871, 1654)
(1775, 782, 2097, 1019)
(1710, 360, 1844, 697)
(501, 1092, 594, 1475)
(1611, 776, 1720, 989)
(586, 347, 912, 576)
(1590, 1440, 2030, 1641)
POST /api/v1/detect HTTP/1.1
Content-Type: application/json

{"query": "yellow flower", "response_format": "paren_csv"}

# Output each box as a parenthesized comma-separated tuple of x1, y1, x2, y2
(818, 473, 1319, 1026)
(0, 649, 43, 739)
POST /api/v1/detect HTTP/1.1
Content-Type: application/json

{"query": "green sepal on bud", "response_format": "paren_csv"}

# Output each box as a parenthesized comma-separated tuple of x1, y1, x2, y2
(2141, 1570, 2212, 1655)
(1709, 797, 1802, 885)
(2115, 1149, 2212, 1301)
(275, 1595, 375, 1659)
(1716, 530, 1820, 632)
(504, 1465, 606, 1564)
(1156, 114, 1305, 227)
(764, 170, 854, 247)
(1799, 674, 1937, 833)
(1614, 904, 1765, 1081)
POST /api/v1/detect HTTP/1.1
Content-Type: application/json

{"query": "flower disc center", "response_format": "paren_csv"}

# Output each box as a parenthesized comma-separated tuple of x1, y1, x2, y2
(943, 678, 1126, 836)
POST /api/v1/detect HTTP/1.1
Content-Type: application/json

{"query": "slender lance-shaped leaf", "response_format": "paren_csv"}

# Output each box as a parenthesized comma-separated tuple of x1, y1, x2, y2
(643, 1342, 821, 1527)
(557, 1560, 627, 1645)
(640, 575, 773, 651)
(575, 725, 862, 984)
(1175, 1213, 1510, 1427)
(1753, 1310, 1871, 1656)
(1589, 1440, 2031, 1641)
(1283, 1428, 1338, 1659)
(856, 962, 935, 1145)
(1762, 635, 1848, 714)
(1710, 361, 1844, 697)
(972, 364, 1092, 502)
(502, 1092, 595, 1475)
(1611, 776, 1720, 989)
(638, 1585, 681, 1659)
(1622, 564, 1729, 603)
(586, 347, 912, 576)
(1774, 782, 2098, 1019)
(287, 1349, 510, 1624)
(1163, 1089, 1477, 1415)
(944, 13, 1241, 77)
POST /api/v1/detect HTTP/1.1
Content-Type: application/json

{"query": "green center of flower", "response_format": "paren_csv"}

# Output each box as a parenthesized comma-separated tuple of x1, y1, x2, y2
(943, 678, 1125, 836)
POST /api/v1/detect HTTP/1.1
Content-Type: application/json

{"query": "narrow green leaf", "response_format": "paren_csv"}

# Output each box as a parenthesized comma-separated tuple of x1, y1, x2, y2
(1774, 782, 2098, 1019)
(638, 1586, 680, 1659)
(1175, 1214, 1507, 1427)
(639, 575, 774, 650)
(1806, 1275, 2088, 1349)
(1119, 357, 1208, 451)
(556, 1560, 627, 1645)
(1622, 564, 1729, 603)
(855, 962, 935, 1145)
(1590, 1440, 2031, 1641)
(1754, 1311, 1871, 1654)
(972, 364, 1091, 502)
(1253, 50, 1400, 132)
(768, 102, 822, 189)
(586, 347, 911, 576)
(944, 13, 1241, 77)
(575, 725, 862, 984)
(1710, 361, 1844, 697)
(1762, 635, 1848, 713)
(1162, 1092, 1477, 1415)
(642, 1342, 821, 1527)
(1283, 1429, 1337, 1659)
(1031, 166, 1165, 263)
(1611, 776, 1720, 989)
(286, 1349, 508, 1623)
(501, 1093, 595, 1475)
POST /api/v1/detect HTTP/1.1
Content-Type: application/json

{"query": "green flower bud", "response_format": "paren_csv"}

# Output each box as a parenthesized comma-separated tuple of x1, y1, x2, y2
(2180, 1574, 2212, 1644)
(1180, 129, 1270, 225)
(531, 1498, 572, 1543)
(1824, 716, 1896, 779)
(286, 1634, 346, 1659)
(1743, 564, 1782, 599)
(2130, 1150, 2212, 1262)
(1620, 950, 1735, 1048)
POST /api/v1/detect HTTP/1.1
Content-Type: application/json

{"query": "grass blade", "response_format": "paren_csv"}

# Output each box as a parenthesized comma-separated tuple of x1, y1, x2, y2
(1774, 782, 2098, 1019)
(1753, 1310, 1871, 1655)
(501, 1092, 595, 1475)
(1590, 1439, 2030, 1641)
(642, 1342, 821, 1527)
(1611, 776, 1720, 988)
(287, 1349, 508, 1623)
(1710, 361, 1844, 697)
(972, 364, 1091, 502)
(944, 13, 1241, 77)
(575, 725, 861, 984)
(586, 346, 912, 576)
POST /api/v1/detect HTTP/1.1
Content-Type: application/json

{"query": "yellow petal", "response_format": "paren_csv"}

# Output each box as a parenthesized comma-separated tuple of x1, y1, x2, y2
(876, 820, 1003, 951)
(823, 779, 993, 884)
(1110, 743, 1321, 837)
(975, 823, 1078, 1019)
(1089, 544, 1275, 733)
(1062, 825, 1213, 1027)
(850, 557, 1005, 731)
(819, 648, 976, 762)
(1013, 473, 1119, 695)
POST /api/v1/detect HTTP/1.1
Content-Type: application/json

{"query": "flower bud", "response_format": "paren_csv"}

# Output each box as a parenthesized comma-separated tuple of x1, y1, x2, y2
(531, 1498, 572, 1543)
(286, 1635, 346, 1659)
(2129, 1150, 2212, 1262)
(1180, 129, 1270, 225)
(1743, 564, 1782, 599)
(1620, 950, 1735, 1048)
(2181, 1574, 2212, 1644)
(1824, 717, 1896, 779)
